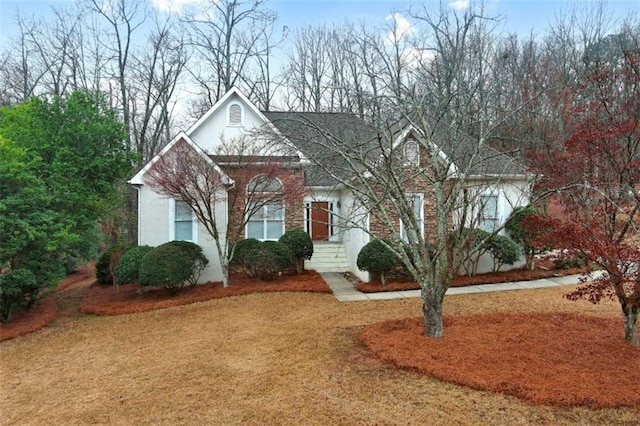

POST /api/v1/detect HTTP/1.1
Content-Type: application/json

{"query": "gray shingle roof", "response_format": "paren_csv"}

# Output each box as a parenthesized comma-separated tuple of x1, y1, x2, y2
(263, 111, 378, 186)
(263, 111, 528, 187)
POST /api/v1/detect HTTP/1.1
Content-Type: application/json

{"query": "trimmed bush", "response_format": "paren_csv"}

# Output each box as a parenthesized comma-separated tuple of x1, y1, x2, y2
(96, 243, 132, 285)
(357, 239, 397, 285)
(114, 245, 153, 285)
(230, 238, 261, 267)
(244, 240, 292, 281)
(279, 228, 313, 274)
(139, 241, 209, 294)
(485, 235, 521, 272)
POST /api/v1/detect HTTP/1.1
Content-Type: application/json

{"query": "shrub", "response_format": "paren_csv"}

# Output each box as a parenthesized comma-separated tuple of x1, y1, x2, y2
(485, 235, 521, 272)
(279, 228, 313, 274)
(393, 243, 437, 281)
(138, 241, 209, 294)
(244, 241, 292, 281)
(506, 206, 544, 270)
(0, 269, 43, 323)
(114, 245, 153, 285)
(357, 239, 397, 285)
(553, 250, 587, 270)
(450, 228, 491, 276)
(230, 238, 261, 267)
(96, 243, 132, 285)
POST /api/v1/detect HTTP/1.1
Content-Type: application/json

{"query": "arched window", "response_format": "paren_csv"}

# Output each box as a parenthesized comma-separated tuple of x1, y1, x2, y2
(247, 175, 283, 194)
(228, 103, 242, 125)
(404, 140, 420, 165)
(246, 176, 284, 240)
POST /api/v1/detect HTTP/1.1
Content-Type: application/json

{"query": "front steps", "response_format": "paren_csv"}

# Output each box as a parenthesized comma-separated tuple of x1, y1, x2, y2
(306, 242, 350, 273)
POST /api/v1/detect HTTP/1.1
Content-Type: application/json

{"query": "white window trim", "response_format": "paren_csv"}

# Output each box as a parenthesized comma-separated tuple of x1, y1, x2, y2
(245, 201, 286, 241)
(477, 192, 501, 233)
(400, 193, 424, 241)
(169, 199, 198, 243)
(245, 175, 285, 241)
(303, 196, 341, 242)
(227, 102, 244, 127)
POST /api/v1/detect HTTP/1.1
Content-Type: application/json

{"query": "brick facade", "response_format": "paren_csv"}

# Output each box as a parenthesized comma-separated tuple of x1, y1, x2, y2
(221, 164, 306, 240)
(368, 140, 446, 243)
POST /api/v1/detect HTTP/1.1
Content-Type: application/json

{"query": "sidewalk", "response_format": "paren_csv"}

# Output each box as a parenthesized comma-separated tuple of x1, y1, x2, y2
(320, 271, 606, 302)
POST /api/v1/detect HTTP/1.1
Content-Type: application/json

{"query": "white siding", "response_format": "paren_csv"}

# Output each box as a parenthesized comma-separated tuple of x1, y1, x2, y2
(137, 185, 227, 283)
(339, 190, 370, 282)
(458, 178, 530, 274)
(189, 93, 267, 154)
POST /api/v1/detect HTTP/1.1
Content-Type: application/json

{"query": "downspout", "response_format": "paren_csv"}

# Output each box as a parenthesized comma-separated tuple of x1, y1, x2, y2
(131, 184, 142, 246)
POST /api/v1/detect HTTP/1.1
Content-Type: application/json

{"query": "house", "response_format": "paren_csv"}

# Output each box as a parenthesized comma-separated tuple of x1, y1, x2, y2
(129, 87, 531, 283)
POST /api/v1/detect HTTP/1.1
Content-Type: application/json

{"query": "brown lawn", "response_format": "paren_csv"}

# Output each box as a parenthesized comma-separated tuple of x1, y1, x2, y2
(1, 278, 638, 424)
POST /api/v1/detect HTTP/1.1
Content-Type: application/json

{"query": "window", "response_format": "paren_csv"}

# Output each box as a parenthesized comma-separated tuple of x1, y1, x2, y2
(246, 175, 285, 240)
(228, 103, 242, 125)
(404, 140, 420, 165)
(247, 201, 284, 240)
(478, 195, 499, 232)
(174, 200, 194, 241)
(400, 194, 423, 241)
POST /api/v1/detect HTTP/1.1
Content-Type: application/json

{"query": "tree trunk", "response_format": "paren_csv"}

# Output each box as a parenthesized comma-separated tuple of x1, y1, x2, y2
(622, 304, 639, 346)
(221, 262, 229, 288)
(295, 258, 304, 275)
(422, 299, 444, 338)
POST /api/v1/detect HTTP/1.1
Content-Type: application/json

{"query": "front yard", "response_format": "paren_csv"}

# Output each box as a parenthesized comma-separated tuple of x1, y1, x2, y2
(1, 284, 637, 424)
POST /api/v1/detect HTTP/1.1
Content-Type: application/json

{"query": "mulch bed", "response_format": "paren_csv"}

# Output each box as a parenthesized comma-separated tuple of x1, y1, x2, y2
(0, 264, 95, 342)
(0, 295, 58, 342)
(81, 270, 332, 316)
(361, 313, 640, 409)
(356, 265, 587, 293)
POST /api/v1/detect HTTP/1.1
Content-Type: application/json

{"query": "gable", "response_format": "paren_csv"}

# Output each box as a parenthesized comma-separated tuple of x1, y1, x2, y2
(186, 88, 271, 153)
(129, 131, 232, 186)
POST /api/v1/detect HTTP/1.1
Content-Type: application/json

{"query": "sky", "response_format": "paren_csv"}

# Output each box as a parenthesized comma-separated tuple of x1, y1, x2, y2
(1, 0, 639, 45)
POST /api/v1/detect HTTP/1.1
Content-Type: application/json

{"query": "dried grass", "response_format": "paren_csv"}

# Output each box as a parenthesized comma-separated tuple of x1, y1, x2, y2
(1, 278, 638, 424)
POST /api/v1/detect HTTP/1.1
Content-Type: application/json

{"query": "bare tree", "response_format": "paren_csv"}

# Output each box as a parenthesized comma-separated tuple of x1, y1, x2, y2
(184, 0, 278, 109)
(88, 0, 147, 144)
(145, 135, 306, 287)
(129, 16, 188, 163)
(0, 11, 46, 104)
(268, 5, 532, 338)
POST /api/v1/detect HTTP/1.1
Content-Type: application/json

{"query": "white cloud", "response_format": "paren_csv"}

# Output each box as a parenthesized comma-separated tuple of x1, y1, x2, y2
(151, 0, 202, 14)
(448, 0, 470, 10)
(401, 46, 436, 69)
(385, 13, 414, 44)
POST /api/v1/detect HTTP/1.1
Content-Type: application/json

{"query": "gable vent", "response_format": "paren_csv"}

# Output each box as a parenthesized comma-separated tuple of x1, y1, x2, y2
(229, 104, 242, 125)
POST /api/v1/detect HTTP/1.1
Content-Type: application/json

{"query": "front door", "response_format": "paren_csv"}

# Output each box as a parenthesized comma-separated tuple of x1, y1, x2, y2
(310, 201, 330, 241)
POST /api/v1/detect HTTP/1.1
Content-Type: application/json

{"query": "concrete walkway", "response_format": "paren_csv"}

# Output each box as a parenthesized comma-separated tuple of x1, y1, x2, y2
(319, 271, 606, 302)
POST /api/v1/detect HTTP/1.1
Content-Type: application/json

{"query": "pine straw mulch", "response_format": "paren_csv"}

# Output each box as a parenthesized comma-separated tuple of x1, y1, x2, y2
(0, 264, 95, 342)
(361, 312, 640, 409)
(356, 264, 586, 293)
(80, 269, 331, 316)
